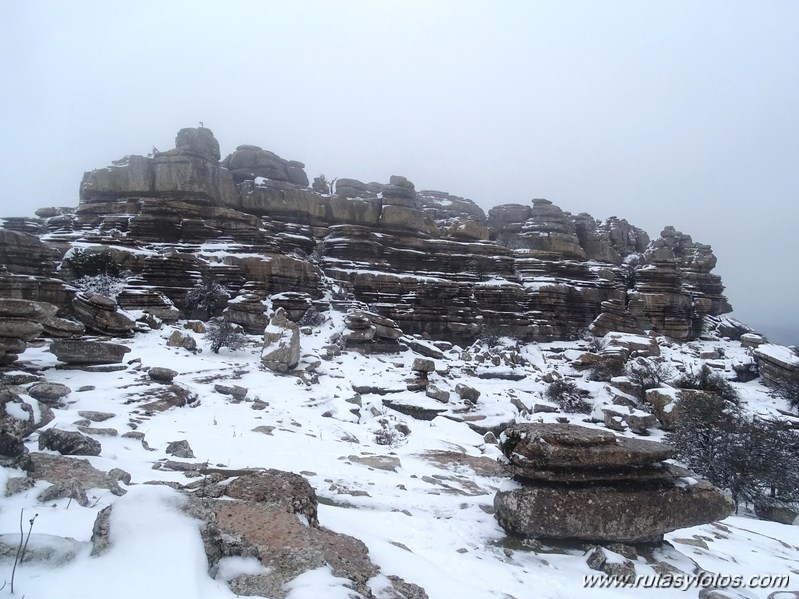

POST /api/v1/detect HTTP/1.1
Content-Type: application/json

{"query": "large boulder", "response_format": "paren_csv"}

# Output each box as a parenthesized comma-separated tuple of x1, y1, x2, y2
(494, 423, 733, 543)
(49, 340, 131, 365)
(494, 476, 733, 544)
(0, 298, 58, 364)
(71, 293, 136, 337)
(499, 423, 673, 475)
(261, 308, 300, 372)
(175, 127, 221, 161)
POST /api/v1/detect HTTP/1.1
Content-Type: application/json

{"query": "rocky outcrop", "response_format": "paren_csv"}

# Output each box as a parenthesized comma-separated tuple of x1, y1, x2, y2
(0, 298, 59, 364)
(4, 126, 733, 345)
(494, 423, 733, 543)
(72, 292, 136, 337)
(223, 293, 267, 334)
(261, 308, 300, 372)
(222, 144, 309, 187)
(342, 310, 404, 353)
(753, 344, 799, 391)
(90, 470, 427, 599)
(50, 339, 131, 365)
(38, 428, 102, 456)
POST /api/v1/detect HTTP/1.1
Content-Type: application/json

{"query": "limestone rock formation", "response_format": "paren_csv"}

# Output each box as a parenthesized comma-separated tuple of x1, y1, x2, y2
(3, 126, 734, 345)
(72, 292, 136, 337)
(342, 309, 404, 353)
(50, 340, 131, 365)
(753, 344, 799, 391)
(494, 424, 733, 543)
(261, 308, 300, 372)
(0, 298, 59, 364)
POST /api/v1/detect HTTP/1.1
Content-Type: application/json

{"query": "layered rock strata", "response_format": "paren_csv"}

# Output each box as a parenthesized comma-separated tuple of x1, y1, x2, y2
(493, 423, 733, 543)
(0, 299, 60, 364)
(2, 126, 733, 343)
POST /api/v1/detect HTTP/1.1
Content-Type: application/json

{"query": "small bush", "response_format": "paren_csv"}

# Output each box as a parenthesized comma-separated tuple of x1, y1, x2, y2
(666, 393, 799, 511)
(373, 424, 406, 447)
(187, 276, 229, 320)
(775, 370, 799, 414)
(204, 319, 247, 354)
(298, 307, 326, 328)
(545, 379, 592, 413)
(625, 358, 674, 395)
(588, 354, 625, 382)
(63, 249, 122, 278)
(73, 273, 127, 298)
(674, 367, 739, 403)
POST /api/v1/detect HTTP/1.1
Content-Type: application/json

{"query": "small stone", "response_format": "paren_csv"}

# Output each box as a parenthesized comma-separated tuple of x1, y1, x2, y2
(27, 382, 72, 402)
(78, 411, 115, 422)
(214, 383, 248, 400)
(165, 439, 195, 459)
(411, 358, 435, 373)
(148, 367, 178, 383)
(455, 383, 480, 401)
(425, 384, 450, 403)
(38, 428, 101, 456)
(38, 478, 89, 507)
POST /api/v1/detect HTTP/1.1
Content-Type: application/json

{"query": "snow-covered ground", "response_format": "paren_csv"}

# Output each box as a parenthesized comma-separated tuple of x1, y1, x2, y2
(1, 313, 797, 599)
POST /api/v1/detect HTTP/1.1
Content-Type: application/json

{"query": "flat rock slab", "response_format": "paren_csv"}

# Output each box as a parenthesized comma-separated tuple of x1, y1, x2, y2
(383, 398, 448, 421)
(494, 477, 734, 544)
(22, 452, 127, 495)
(50, 340, 131, 365)
(500, 423, 673, 471)
(347, 454, 401, 472)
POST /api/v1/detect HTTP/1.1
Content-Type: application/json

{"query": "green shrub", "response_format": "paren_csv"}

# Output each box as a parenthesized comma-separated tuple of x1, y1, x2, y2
(63, 249, 122, 278)
(545, 379, 592, 413)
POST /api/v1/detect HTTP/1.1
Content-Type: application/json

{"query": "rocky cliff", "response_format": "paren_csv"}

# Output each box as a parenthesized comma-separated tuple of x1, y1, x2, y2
(1, 127, 731, 343)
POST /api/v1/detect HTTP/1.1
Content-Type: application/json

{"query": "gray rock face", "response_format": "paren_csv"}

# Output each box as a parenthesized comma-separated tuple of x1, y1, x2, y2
(72, 292, 136, 337)
(17, 127, 734, 347)
(494, 477, 734, 544)
(500, 423, 673, 473)
(50, 340, 131, 365)
(0, 387, 55, 450)
(0, 298, 58, 364)
(455, 383, 481, 402)
(412, 358, 435, 373)
(223, 293, 267, 334)
(223, 144, 309, 187)
(494, 423, 733, 543)
(175, 127, 221, 161)
(341, 309, 404, 353)
(224, 470, 319, 526)
(38, 478, 89, 507)
(753, 344, 799, 391)
(261, 308, 300, 372)
(38, 428, 101, 456)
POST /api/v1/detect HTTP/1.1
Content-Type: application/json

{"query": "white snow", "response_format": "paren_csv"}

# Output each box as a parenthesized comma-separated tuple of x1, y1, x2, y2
(1, 321, 798, 599)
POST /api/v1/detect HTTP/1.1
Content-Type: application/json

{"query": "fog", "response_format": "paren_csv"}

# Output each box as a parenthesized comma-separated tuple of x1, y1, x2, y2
(1, 1, 797, 343)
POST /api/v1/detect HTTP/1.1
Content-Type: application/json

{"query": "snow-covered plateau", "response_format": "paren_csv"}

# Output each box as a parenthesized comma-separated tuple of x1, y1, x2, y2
(1, 310, 797, 599)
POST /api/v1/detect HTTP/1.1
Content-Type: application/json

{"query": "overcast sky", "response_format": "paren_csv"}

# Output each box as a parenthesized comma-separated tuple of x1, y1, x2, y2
(1, 1, 797, 344)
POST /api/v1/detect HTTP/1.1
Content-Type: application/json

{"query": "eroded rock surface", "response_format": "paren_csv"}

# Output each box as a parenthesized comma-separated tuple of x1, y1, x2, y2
(494, 423, 733, 543)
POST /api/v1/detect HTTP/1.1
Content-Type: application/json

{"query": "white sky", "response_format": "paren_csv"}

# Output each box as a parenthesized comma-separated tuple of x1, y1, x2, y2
(1, 1, 797, 343)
